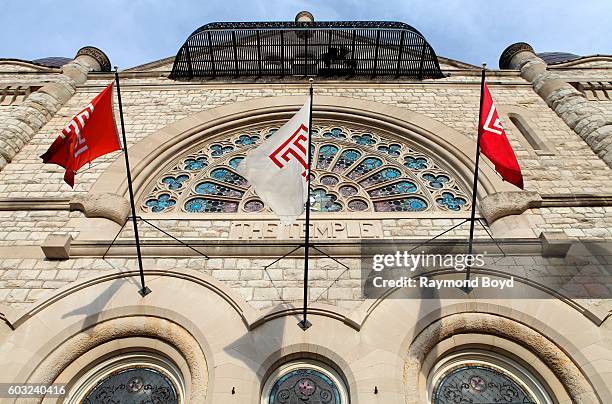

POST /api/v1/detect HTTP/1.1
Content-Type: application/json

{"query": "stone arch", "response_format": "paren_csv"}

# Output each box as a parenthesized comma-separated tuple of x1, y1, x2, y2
(402, 312, 601, 403)
(0, 268, 265, 404)
(32, 316, 208, 404)
(258, 344, 358, 404)
(90, 95, 515, 204)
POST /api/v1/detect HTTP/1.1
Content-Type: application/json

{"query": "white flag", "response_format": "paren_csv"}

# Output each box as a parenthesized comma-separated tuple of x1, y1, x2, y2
(237, 98, 311, 225)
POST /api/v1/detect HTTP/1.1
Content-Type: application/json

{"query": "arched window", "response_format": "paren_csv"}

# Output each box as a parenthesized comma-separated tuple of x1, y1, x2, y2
(428, 350, 553, 404)
(140, 122, 471, 214)
(262, 360, 349, 404)
(507, 113, 554, 155)
(65, 352, 185, 404)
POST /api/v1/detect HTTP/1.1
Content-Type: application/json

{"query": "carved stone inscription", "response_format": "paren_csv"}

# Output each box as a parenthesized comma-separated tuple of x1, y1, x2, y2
(230, 220, 383, 240)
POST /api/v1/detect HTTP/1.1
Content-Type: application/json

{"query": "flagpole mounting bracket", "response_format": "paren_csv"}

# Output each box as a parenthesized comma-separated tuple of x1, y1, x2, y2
(298, 319, 312, 331)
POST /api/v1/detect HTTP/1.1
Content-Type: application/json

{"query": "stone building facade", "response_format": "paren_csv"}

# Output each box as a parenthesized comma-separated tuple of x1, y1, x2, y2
(0, 13, 611, 404)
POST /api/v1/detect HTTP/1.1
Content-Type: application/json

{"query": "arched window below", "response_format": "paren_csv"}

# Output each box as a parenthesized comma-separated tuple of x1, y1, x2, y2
(428, 350, 553, 404)
(262, 360, 349, 404)
(65, 352, 185, 404)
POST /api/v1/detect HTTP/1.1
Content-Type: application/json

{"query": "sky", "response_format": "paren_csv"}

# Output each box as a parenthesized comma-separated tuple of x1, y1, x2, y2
(1, 0, 610, 69)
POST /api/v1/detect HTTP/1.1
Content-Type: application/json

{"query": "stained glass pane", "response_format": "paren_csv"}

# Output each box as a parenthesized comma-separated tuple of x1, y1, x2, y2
(146, 194, 176, 213)
(368, 180, 418, 197)
(359, 168, 401, 187)
(210, 168, 248, 187)
(404, 156, 428, 170)
(374, 197, 427, 212)
(210, 144, 234, 157)
(436, 192, 467, 211)
(235, 134, 260, 146)
(228, 156, 244, 169)
(317, 145, 339, 169)
(332, 150, 362, 173)
(348, 199, 369, 211)
(347, 157, 383, 179)
(378, 143, 402, 156)
(322, 127, 347, 139)
(423, 173, 450, 189)
(352, 133, 376, 145)
(433, 365, 536, 404)
(185, 198, 238, 213)
(244, 199, 265, 212)
(162, 174, 189, 190)
(83, 367, 178, 404)
(195, 181, 244, 198)
(339, 185, 358, 197)
(320, 175, 339, 186)
(183, 156, 208, 171)
(311, 189, 342, 212)
(268, 368, 342, 404)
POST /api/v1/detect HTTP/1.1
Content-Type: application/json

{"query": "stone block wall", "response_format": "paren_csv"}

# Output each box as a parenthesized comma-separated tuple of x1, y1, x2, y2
(0, 210, 82, 245)
(0, 62, 611, 310)
(2, 76, 612, 198)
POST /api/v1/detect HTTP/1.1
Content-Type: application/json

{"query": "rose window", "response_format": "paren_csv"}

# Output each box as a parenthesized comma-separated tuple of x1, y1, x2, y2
(141, 123, 470, 214)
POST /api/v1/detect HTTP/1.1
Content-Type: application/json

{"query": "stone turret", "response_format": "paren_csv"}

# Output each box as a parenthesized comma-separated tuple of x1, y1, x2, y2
(0, 46, 111, 170)
(500, 42, 612, 166)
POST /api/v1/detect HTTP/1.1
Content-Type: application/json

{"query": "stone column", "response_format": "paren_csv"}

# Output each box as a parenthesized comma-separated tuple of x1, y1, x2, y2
(499, 42, 612, 167)
(0, 46, 111, 170)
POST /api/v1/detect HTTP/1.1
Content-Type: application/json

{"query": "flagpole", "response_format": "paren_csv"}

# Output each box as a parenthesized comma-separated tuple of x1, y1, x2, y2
(114, 67, 151, 297)
(464, 63, 487, 289)
(299, 78, 314, 331)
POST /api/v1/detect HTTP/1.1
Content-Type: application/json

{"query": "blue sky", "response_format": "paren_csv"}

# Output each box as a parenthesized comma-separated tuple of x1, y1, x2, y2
(1, 0, 610, 69)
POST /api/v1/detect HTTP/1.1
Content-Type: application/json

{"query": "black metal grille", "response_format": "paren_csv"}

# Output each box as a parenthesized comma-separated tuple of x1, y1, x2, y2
(169, 21, 444, 80)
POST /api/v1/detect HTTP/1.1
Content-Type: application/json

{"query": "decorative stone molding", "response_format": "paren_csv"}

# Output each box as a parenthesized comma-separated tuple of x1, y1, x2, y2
(27, 316, 208, 403)
(540, 231, 572, 258)
(404, 312, 600, 403)
(0, 197, 70, 211)
(76, 46, 112, 72)
(499, 42, 612, 169)
(479, 191, 542, 223)
(69, 192, 130, 224)
(41, 233, 72, 260)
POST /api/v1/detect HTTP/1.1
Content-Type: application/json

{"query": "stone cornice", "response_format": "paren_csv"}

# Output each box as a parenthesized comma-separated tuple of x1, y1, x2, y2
(0, 197, 70, 210)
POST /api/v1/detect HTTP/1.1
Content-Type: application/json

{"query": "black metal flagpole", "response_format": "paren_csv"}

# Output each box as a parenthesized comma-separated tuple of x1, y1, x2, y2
(114, 67, 151, 297)
(299, 78, 314, 331)
(463, 63, 487, 290)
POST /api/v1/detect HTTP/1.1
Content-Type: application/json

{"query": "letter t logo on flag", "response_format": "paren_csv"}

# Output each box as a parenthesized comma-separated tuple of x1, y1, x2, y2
(41, 83, 121, 187)
(237, 98, 311, 225)
(479, 84, 524, 189)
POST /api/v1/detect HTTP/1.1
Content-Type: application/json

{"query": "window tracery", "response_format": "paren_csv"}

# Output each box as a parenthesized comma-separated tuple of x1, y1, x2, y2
(428, 351, 553, 404)
(262, 360, 349, 404)
(141, 122, 471, 214)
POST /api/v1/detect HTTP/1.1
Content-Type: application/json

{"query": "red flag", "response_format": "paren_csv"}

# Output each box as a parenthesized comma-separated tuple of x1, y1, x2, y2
(479, 83, 524, 189)
(41, 83, 121, 187)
